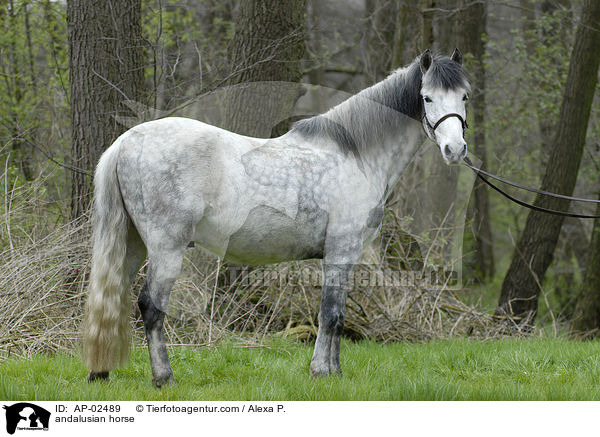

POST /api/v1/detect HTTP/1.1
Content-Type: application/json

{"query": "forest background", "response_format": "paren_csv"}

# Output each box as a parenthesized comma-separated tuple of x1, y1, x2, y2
(1, 0, 600, 360)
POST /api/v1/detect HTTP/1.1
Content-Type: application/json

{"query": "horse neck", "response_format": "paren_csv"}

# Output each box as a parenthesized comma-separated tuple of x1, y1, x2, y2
(323, 67, 426, 189)
(362, 118, 425, 192)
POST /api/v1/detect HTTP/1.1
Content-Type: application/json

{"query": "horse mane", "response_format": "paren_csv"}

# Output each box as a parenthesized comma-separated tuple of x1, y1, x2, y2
(291, 54, 469, 158)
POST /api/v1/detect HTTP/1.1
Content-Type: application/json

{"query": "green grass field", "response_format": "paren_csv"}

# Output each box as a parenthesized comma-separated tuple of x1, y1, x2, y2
(1, 338, 600, 401)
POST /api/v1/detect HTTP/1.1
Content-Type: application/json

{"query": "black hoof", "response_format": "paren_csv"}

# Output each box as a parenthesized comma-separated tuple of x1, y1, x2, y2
(87, 371, 109, 382)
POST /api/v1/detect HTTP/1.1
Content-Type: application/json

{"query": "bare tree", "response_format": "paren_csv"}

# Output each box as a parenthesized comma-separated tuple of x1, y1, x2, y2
(217, 0, 306, 289)
(68, 0, 145, 220)
(364, 0, 423, 83)
(572, 201, 600, 336)
(456, 0, 494, 280)
(423, 0, 461, 239)
(4, 0, 34, 180)
(497, 0, 600, 323)
(364, 0, 398, 83)
(220, 0, 306, 137)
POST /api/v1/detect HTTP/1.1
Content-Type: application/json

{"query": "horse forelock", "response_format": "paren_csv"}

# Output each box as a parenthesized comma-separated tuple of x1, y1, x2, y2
(423, 55, 471, 92)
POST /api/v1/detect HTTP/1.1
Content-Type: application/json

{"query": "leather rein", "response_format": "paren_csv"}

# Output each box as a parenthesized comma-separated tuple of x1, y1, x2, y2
(423, 110, 600, 219)
(462, 157, 600, 219)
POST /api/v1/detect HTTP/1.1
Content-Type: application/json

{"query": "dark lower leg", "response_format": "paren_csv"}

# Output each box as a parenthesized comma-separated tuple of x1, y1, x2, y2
(138, 283, 174, 387)
(87, 371, 109, 382)
(329, 335, 342, 373)
(311, 264, 350, 376)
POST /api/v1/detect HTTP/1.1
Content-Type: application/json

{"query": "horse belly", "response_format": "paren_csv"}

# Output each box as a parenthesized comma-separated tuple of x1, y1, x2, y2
(221, 205, 327, 265)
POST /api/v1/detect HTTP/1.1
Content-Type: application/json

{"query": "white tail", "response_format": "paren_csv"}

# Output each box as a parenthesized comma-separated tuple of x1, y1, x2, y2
(82, 140, 132, 372)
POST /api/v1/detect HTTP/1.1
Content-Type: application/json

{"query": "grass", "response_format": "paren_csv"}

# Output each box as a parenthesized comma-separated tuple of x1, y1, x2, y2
(2, 337, 600, 400)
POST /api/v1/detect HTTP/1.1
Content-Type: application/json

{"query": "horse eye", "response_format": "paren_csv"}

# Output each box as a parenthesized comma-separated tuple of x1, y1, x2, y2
(463, 95, 469, 101)
(424, 96, 432, 103)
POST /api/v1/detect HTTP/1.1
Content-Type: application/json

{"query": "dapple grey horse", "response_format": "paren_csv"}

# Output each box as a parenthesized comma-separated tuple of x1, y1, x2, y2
(83, 49, 470, 387)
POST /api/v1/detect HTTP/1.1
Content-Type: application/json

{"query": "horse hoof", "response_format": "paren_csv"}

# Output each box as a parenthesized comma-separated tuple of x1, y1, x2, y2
(309, 362, 331, 377)
(152, 374, 175, 388)
(87, 371, 109, 382)
(310, 361, 343, 377)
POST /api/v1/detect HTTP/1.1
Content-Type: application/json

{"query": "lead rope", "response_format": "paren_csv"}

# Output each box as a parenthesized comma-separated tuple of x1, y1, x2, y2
(462, 156, 600, 219)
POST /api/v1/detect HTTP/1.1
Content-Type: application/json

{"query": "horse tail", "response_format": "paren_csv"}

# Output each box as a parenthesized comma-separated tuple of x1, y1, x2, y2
(82, 137, 132, 373)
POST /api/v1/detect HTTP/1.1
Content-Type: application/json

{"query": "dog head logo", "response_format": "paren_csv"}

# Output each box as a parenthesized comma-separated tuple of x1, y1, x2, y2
(3, 403, 50, 434)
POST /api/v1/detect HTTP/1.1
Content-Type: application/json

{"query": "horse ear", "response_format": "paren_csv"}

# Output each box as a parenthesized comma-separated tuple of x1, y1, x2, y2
(420, 49, 432, 74)
(451, 48, 463, 65)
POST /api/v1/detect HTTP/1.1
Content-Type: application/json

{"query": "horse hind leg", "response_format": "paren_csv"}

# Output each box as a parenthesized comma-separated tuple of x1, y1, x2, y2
(138, 247, 185, 387)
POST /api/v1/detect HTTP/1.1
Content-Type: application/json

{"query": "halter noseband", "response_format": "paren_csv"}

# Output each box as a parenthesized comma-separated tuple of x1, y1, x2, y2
(423, 112, 468, 138)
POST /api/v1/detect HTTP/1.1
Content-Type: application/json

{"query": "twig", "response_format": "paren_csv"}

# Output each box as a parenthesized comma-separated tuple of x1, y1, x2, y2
(208, 257, 220, 345)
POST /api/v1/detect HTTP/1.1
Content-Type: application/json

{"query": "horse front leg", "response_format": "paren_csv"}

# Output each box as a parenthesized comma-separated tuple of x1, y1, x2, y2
(311, 238, 361, 377)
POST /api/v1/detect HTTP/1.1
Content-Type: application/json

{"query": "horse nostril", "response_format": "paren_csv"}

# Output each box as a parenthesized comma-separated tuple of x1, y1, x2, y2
(444, 144, 451, 156)
(461, 143, 467, 155)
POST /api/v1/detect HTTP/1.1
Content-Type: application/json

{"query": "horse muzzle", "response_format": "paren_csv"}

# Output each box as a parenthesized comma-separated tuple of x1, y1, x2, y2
(442, 142, 467, 165)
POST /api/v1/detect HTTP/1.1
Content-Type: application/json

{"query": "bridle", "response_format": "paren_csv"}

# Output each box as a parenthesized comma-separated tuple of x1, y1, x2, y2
(422, 108, 468, 140)
(421, 100, 600, 218)
(423, 112, 468, 138)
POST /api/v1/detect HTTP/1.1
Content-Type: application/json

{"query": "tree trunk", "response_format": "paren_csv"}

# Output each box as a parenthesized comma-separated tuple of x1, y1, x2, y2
(424, 0, 460, 244)
(497, 0, 600, 324)
(68, 0, 145, 220)
(218, 0, 306, 289)
(537, 0, 573, 157)
(306, 0, 324, 109)
(572, 201, 600, 337)
(391, 0, 424, 68)
(364, 0, 424, 79)
(6, 0, 34, 180)
(422, 0, 434, 49)
(364, 0, 398, 83)
(519, 0, 536, 54)
(220, 0, 306, 137)
(457, 0, 495, 280)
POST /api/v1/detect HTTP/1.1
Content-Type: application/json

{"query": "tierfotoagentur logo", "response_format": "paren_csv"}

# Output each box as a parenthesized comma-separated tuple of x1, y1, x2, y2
(226, 265, 461, 289)
(3, 403, 50, 434)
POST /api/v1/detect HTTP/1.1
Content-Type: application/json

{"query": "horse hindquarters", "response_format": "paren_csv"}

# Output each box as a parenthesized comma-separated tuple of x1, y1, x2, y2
(114, 121, 207, 387)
